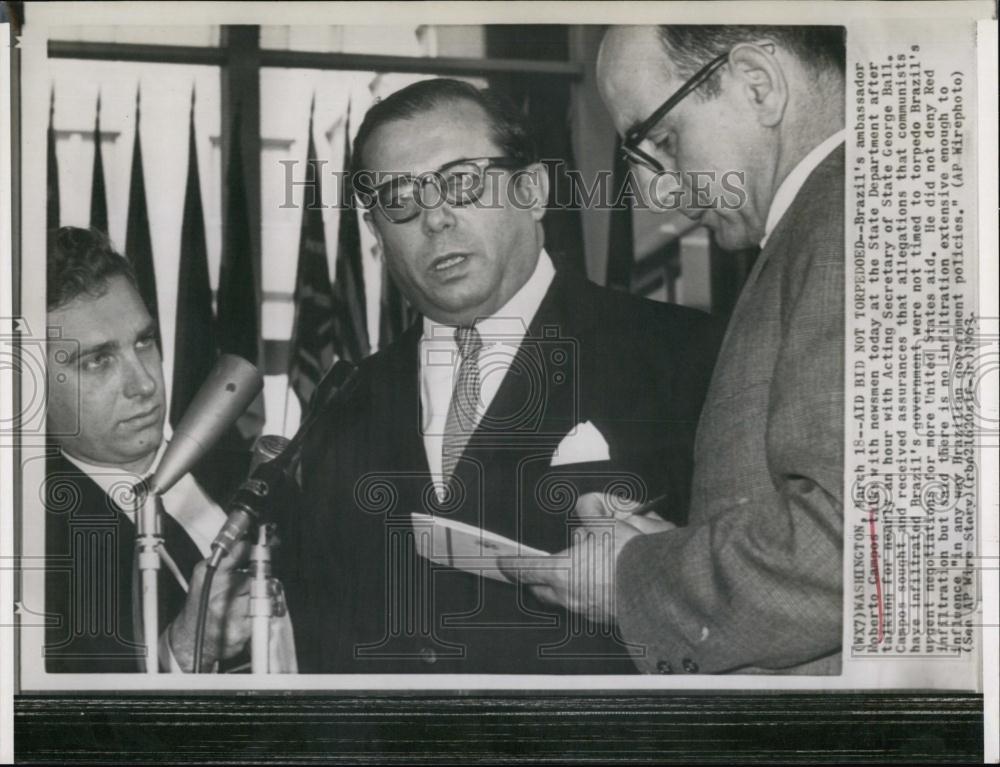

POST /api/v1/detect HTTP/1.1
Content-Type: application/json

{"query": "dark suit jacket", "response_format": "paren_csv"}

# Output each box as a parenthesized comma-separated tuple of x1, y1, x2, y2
(616, 144, 845, 675)
(44, 447, 248, 673)
(291, 268, 722, 674)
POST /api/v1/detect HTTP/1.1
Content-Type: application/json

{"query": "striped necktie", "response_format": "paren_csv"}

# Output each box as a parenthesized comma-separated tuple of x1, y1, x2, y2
(441, 325, 483, 488)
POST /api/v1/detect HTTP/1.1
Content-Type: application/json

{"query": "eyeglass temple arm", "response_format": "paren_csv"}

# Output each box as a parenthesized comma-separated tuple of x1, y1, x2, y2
(627, 50, 731, 143)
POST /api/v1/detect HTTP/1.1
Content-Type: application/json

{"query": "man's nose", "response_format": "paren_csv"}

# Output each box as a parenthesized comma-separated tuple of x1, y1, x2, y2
(122, 353, 158, 399)
(421, 196, 457, 234)
(640, 166, 689, 215)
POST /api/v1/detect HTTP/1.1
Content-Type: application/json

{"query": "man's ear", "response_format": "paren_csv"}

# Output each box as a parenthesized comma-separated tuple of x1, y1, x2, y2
(727, 42, 788, 128)
(509, 162, 549, 222)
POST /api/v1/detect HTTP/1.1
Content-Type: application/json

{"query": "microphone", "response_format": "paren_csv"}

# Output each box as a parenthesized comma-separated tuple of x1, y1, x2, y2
(148, 355, 264, 496)
(207, 360, 359, 567)
(249, 434, 290, 474)
(132, 353, 263, 510)
(208, 435, 288, 567)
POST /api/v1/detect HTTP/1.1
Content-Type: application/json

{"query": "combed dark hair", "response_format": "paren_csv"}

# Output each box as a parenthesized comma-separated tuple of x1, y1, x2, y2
(47, 226, 137, 311)
(658, 25, 846, 97)
(351, 78, 538, 201)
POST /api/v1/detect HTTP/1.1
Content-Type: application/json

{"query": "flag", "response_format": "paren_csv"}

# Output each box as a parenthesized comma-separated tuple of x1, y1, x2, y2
(378, 253, 415, 350)
(217, 106, 265, 440)
(47, 88, 59, 244)
(287, 97, 336, 413)
(89, 92, 108, 234)
(125, 86, 161, 348)
(330, 102, 370, 363)
(606, 137, 635, 292)
(170, 89, 218, 427)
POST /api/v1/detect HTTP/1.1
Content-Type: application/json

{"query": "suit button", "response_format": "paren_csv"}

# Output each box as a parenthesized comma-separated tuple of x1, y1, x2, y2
(420, 648, 437, 665)
(655, 660, 673, 674)
(682, 658, 699, 673)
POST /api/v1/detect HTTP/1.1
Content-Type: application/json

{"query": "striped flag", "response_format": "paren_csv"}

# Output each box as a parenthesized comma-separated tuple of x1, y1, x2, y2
(47, 88, 59, 243)
(89, 92, 108, 234)
(287, 98, 336, 412)
(170, 89, 218, 427)
(125, 86, 162, 349)
(330, 102, 370, 363)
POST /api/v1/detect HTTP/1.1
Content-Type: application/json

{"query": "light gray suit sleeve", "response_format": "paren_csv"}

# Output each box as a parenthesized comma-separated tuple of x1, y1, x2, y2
(615, 180, 844, 674)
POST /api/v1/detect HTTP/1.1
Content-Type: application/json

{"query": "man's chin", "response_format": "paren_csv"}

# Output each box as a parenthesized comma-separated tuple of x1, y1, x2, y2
(114, 445, 160, 475)
(425, 287, 496, 325)
(116, 428, 163, 467)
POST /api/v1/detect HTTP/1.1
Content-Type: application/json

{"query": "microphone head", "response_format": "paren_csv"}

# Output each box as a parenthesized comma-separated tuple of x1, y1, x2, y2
(150, 354, 263, 494)
(250, 434, 291, 474)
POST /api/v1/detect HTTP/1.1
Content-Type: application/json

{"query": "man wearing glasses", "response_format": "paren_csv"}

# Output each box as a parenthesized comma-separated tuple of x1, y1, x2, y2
(291, 78, 722, 673)
(509, 25, 846, 675)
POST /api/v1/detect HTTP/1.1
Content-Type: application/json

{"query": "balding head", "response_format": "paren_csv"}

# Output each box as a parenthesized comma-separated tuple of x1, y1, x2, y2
(597, 26, 670, 139)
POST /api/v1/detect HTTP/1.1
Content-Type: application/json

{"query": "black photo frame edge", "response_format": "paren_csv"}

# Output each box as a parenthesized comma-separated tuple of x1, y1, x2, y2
(14, 691, 984, 762)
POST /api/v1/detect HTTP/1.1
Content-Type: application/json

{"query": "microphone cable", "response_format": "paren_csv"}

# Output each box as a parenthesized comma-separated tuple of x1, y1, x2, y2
(192, 564, 217, 674)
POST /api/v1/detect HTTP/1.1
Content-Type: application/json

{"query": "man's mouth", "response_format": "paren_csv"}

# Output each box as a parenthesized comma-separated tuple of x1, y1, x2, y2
(122, 405, 161, 428)
(430, 252, 470, 273)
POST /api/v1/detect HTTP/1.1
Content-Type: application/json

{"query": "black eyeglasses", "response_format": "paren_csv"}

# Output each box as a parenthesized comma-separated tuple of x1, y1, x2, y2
(357, 156, 528, 224)
(621, 50, 730, 174)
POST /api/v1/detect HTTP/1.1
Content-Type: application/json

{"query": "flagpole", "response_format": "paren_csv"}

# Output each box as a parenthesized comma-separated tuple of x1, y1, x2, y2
(281, 377, 292, 436)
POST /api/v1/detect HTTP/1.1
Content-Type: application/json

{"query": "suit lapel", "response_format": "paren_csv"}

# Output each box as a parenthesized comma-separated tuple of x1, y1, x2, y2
(744, 143, 846, 294)
(470, 270, 589, 447)
(715, 144, 845, 360)
(390, 323, 433, 478)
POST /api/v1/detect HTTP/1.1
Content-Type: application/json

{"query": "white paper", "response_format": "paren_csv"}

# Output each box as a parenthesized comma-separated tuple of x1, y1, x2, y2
(411, 512, 549, 583)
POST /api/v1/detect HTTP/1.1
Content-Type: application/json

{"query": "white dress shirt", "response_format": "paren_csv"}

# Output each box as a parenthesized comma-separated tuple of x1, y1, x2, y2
(61, 442, 227, 558)
(421, 249, 556, 499)
(760, 129, 846, 249)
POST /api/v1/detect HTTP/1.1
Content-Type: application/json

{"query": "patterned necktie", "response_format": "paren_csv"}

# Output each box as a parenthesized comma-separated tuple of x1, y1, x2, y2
(441, 325, 483, 488)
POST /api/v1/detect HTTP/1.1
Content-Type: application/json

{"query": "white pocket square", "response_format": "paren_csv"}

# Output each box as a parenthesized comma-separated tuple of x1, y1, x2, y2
(550, 421, 610, 466)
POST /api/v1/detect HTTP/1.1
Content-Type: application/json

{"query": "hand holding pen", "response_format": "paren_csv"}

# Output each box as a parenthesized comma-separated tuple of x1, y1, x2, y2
(572, 492, 676, 535)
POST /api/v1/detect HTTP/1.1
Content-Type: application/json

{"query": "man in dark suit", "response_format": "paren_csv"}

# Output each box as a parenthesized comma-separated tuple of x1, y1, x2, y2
(512, 25, 846, 675)
(292, 79, 721, 673)
(43, 226, 258, 673)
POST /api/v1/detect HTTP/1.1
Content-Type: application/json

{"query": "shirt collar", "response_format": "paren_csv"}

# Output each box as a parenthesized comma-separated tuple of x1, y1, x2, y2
(60, 441, 166, 502)
(421, 248, 556, 347)
(761, 129, 846, 249)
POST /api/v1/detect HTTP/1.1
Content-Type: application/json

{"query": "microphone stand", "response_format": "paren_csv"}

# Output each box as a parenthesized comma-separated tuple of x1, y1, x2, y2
(135, 486, 161, 675)
(249, 524, 276, 673)
(132, 354, 264, 675)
